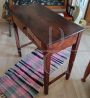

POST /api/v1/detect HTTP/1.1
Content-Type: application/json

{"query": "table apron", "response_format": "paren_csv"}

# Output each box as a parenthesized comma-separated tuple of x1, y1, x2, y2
(48, 34, 78, 53)
(13, 16, 43, 49)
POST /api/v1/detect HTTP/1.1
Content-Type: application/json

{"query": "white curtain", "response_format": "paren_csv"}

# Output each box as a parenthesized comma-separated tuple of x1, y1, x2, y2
(77, 0, 88, 18)
(72, 0, 89, 18)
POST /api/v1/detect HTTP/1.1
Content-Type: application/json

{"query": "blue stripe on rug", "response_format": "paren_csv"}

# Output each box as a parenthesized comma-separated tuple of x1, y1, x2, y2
(0, 47, 71, 98)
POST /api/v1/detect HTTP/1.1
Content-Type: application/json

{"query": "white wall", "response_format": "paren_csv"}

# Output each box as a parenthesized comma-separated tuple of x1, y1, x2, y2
(0, 0, 5, 18)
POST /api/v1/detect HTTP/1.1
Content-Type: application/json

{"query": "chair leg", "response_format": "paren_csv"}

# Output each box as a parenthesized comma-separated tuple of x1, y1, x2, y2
(13, 23, 22, 57)
(81, 62, 90, 82)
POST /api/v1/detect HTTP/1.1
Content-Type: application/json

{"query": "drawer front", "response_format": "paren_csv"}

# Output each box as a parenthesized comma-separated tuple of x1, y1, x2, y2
(48, 34, 78, 52)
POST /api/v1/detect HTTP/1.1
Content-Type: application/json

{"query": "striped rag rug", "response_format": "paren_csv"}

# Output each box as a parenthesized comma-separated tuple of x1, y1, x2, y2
(0, 47, 71, 98)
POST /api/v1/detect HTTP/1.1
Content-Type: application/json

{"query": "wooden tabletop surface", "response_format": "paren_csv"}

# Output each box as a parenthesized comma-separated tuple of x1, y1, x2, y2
(12, 4, 84, 46)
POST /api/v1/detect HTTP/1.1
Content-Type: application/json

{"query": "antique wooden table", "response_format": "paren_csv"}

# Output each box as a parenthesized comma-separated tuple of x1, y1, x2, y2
(11, 4, 84, 95)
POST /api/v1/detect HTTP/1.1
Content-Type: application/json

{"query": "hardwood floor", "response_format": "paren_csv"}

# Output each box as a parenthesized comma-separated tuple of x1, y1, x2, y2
(0, 22, 90, 98)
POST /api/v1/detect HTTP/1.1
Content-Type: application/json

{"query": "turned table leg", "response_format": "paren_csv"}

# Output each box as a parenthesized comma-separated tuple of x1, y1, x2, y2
(13, 23, 22, 57)
(81, 62, 90, 82)
(43, 52, 51, 95)
(66, 33, 82, 80)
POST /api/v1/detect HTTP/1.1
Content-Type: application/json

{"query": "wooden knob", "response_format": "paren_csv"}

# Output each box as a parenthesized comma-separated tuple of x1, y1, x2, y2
(23, 26, 27, 30)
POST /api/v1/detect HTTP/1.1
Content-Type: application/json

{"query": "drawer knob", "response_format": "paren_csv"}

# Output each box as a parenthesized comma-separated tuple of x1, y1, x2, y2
(23, 26, 27, 30)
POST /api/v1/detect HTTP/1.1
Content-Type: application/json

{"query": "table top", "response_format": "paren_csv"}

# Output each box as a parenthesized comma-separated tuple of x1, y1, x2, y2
(13, 4, 84, 46)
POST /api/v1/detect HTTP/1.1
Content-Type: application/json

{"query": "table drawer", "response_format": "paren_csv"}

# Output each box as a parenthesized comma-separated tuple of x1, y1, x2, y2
(48, 34, 78, 52)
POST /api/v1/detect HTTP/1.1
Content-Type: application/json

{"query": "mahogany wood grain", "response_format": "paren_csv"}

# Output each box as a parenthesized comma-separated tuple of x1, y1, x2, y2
(10, 4, 84, 95)
(48, 34, 78, 53)
(66, 32, 82, 80)
(43, 52, 51, 94)
(20, 42, 33, 48)
(13, 23, 22, 57)
(12, 4, 84, 47)
(13, 14, 77, 53)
